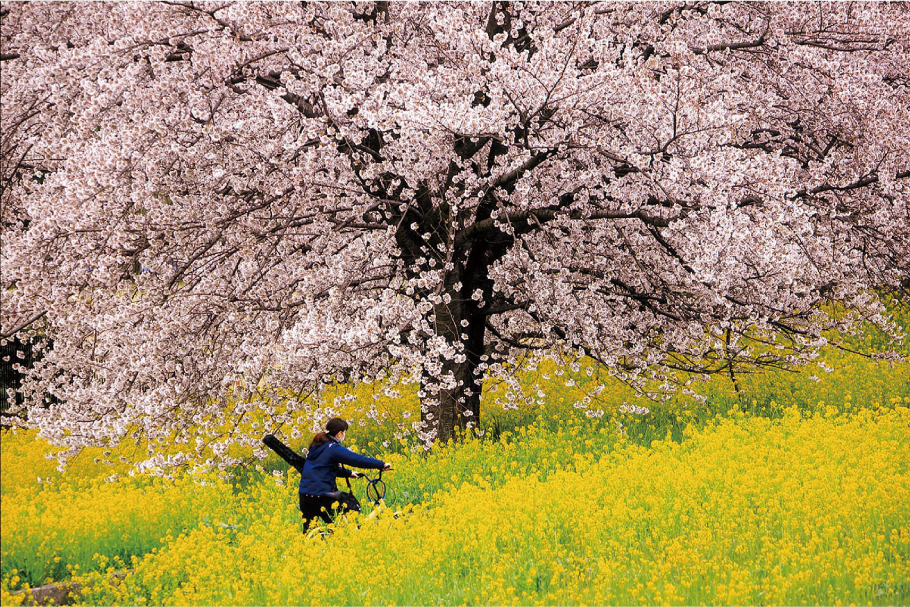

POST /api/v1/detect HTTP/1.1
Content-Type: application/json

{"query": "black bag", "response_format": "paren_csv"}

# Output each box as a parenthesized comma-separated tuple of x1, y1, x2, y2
(322, 485, 362, 513)
(324, 467, 362, 512)
(262, 434, 306, 473)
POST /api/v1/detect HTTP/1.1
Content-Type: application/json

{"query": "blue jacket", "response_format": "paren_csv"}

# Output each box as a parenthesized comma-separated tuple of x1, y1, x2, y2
(298, 438, 385, 496)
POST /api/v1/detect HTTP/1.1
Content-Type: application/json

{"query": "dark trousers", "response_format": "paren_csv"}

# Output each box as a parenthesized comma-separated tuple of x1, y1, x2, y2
(299, 493, 353, 531)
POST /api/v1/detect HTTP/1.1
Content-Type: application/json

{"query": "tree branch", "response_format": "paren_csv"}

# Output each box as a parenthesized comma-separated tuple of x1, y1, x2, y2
(1, 311, 48, 340)
(691, 21, 770, 55)
(456, 206, 675, 248)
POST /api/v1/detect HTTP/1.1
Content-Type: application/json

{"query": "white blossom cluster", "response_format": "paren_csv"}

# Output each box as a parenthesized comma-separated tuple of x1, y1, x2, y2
(1, 2, 907, 467)
(618, 404, 650, 416)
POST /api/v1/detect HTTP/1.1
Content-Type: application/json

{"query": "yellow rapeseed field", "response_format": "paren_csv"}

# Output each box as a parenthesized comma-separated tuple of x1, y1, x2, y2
(3, 405, 908, 605)
(2, 330, 909, 606)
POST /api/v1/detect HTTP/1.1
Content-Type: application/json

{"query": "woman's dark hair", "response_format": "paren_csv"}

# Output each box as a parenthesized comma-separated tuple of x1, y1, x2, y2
(309, 417, 349, 449)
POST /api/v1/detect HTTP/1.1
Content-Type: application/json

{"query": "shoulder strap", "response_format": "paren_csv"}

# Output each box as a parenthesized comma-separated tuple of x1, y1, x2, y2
(340, 464, 353, 491)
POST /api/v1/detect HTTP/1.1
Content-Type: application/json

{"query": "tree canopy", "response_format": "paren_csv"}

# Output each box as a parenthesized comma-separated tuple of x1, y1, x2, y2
(1, 1, 908, 465)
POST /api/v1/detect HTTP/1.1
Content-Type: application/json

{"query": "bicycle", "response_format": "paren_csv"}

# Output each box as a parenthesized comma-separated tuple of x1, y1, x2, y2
(350, 468, 387, 504)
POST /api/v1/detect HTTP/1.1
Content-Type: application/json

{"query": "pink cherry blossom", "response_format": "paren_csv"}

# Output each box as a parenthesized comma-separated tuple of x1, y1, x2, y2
(1, 2, 907, 467)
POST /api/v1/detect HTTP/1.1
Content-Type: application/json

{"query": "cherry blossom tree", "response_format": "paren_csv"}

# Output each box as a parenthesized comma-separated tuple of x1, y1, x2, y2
(2, 1, 908, 465)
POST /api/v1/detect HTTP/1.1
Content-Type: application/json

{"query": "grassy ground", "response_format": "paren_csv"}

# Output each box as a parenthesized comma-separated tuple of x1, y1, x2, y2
(2, 316, 909, 605)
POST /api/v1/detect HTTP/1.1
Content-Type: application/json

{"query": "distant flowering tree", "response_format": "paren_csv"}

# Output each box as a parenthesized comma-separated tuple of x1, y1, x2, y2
(1, 2, 908, 464)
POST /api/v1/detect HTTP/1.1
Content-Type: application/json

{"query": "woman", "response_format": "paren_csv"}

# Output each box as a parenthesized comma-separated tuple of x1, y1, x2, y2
(298, 417, 391, 530)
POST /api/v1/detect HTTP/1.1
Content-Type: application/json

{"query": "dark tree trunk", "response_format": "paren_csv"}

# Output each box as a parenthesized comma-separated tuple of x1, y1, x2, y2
(420, 256, 487, 442)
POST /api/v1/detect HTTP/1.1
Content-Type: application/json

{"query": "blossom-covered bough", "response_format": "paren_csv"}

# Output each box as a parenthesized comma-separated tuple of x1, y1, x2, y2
(1, 2, 908, 467)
